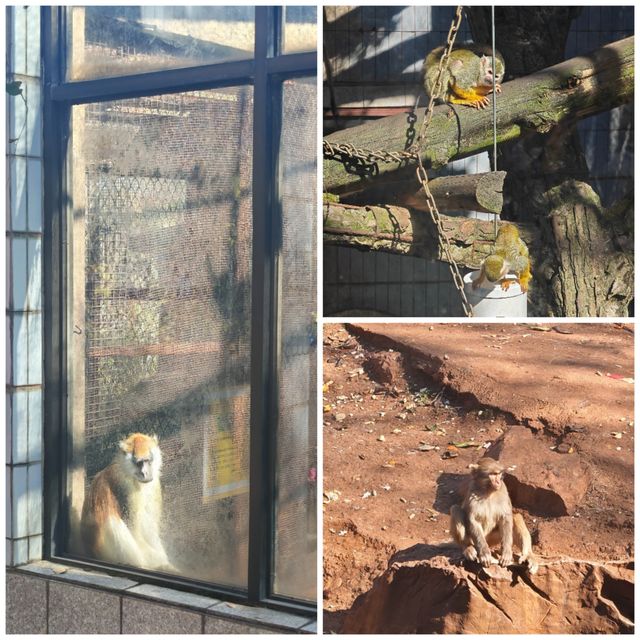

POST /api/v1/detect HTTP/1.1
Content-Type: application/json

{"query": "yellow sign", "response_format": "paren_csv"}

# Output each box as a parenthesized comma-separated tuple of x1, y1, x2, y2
(203, 386, 250, 501)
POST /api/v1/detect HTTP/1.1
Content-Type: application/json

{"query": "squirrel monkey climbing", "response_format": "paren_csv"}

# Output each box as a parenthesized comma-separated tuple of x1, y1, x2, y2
(473, 224, 532, 293)
(423, 44, 505, 110)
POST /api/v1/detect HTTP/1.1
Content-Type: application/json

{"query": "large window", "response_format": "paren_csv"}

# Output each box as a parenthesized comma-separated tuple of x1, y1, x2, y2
(43, 6, 316, 610)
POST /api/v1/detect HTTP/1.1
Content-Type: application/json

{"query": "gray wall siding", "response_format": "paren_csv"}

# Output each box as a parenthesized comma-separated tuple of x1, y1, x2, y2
(6, 5, 45, 567)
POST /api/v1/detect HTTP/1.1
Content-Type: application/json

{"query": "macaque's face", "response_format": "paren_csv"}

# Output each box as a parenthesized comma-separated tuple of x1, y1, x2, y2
(473, 459, 505, 492)
(487, 468, 503, 491)
(480, 55, 505, 87)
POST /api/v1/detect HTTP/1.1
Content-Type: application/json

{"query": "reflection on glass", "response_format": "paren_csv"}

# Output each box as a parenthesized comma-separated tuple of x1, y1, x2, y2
(272, 76, 317, 602)
(67, 87, 253, 589)
(67, 6, 255, 80)
(283, 6, 317, 53)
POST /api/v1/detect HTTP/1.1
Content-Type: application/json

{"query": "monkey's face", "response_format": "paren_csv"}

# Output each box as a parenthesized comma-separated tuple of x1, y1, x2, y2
(118, 432, 162, 483)
(131, 454, 154, 483)
(480, 55, 505, 88)
(471, 459, 505, 492)
(484, 254, 506, 282)
(487, 469, 503, 491)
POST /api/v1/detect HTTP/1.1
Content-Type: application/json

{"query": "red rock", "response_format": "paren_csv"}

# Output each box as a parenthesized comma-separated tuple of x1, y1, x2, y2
(486, 426, 590, 516)
(341, 544, 633, 634)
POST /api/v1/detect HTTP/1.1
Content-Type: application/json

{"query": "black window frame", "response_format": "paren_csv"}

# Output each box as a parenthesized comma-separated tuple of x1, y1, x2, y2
(41, 5, 317, 614)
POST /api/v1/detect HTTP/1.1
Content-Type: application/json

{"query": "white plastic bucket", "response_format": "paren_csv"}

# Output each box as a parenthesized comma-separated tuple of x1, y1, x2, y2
(463, 271, 528, 318)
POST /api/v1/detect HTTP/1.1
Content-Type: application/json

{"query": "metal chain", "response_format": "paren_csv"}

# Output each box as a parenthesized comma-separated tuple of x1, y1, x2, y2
(413, 6, 474, 317)
(324, 5, 473, 317)
(322, 140, 416, 165)
(411, 6, 464, 154)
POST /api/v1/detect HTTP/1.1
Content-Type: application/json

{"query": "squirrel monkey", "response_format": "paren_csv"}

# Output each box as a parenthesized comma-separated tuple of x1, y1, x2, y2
(450, 458, 538, 573)
(81, 433, 174, 572)
(423, 44, 505, 110)
(473, 223, 532, 293)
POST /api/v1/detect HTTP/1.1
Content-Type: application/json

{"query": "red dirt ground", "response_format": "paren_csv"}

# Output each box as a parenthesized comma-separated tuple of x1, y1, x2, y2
(322, 323, 634, 633)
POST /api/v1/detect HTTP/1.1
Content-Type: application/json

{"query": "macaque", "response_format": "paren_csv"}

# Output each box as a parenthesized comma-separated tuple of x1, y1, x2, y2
(450, 457, 538, 573)
(472, 223, 532, 293)
(423, 44, 505, 109)
(81, 433, 174, 572)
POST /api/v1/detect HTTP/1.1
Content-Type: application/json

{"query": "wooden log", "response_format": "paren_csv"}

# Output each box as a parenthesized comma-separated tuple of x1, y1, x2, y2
(323, 202, 538, 269)
(324, 36, 634, 195)
(345, 171, 506, 215)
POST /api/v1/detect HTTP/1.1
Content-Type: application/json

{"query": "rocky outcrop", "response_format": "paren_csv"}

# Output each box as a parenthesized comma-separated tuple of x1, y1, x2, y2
(486, 426, 591, 516)
(341, 545, 633, 634)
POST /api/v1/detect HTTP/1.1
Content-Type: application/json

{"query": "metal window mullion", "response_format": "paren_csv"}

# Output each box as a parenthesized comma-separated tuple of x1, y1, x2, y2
(49, 58, 255, 104)
(41, 5, 67, 560)
(247, 5, 276, 605)
(265, 51, 316, 75)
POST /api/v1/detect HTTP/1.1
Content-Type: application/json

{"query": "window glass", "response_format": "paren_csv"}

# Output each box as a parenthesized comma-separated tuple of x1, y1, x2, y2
(67, 87, 253, 589)
(272, 76, 317, 601)
(283, 6, 317, 53)
(67, 6, 255, 81)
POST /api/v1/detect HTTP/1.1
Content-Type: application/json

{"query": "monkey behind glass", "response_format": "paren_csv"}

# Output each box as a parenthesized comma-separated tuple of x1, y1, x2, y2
(81, 433, 173, 572)
(450, 457, 537, 573)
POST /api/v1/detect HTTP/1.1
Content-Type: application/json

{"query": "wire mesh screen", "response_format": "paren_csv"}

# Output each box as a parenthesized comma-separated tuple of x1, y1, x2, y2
(273, 77, 317, 601)
(66, 6, 255, 81)
(68, 86, 253, 588)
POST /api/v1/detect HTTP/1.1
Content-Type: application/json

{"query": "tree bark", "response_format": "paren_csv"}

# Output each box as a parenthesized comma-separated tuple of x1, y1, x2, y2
(536, 182, 633, 317)
(467, 7, 633, 317)
(323, 36, 634, 196)
(323, 202, 538, 268)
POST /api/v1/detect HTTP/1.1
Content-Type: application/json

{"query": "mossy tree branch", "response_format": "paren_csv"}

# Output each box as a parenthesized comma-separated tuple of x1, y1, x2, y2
(323, 202, 538, 269)
(324, 36, 634, 196)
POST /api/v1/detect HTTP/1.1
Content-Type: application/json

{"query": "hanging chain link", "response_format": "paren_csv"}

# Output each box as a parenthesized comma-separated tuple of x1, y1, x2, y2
(322, 140, 416, 166)
(413, 6, 473, 317)
(324, 5, 473, 316)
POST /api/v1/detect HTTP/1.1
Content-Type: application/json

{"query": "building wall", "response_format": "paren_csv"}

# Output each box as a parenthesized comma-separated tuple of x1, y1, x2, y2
(6, 563, 316, 634)
(6, 4, 45, 568)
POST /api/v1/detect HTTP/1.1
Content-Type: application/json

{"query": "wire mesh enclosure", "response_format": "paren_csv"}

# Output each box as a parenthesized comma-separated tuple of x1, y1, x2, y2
(68, 87, 254, 587)
(42, 3, 317, 614)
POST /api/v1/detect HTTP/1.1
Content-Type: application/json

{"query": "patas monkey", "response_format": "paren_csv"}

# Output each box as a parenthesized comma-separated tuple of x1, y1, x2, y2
(450, 457, 538, 573)
(81, 433, 173, 571)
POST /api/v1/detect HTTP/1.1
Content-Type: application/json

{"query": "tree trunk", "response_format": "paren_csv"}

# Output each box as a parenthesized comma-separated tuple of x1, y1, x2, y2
(467, 7, 633, 316)
(537, 182, 633, 317)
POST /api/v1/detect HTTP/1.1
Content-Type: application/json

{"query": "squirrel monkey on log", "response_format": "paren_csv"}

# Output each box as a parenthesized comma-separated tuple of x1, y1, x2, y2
(473, 223, 532, 293)
(423, 44, 505, 109)
(81, 433, 174, 572)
